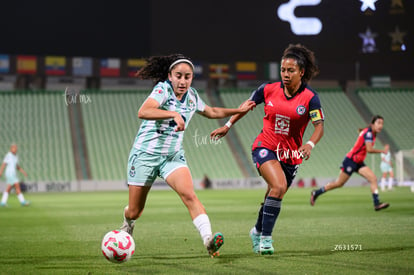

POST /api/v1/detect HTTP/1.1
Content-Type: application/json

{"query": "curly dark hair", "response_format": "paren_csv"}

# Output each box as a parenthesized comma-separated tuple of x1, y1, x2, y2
(282, 44, 319, 83)
(135, 54, 192, 84)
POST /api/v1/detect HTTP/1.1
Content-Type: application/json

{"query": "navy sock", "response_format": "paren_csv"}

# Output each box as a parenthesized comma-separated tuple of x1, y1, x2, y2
(372, 193, 380, 205)
(314, 186, 325, 197)
(254, 204, 264, 232)
(262, 196, 282, 237)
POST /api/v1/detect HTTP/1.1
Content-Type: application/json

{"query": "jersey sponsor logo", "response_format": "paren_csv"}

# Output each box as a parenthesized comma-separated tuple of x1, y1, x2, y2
(259, 148, 269, 158)
(296, 105, 306, 115)
(275, 114, 290, 135)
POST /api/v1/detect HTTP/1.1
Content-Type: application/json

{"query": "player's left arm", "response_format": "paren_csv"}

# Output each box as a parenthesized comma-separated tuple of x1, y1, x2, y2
(298, 94, 325, 160)
(299, 120, 324, 160)
(16, 164, 28, 177)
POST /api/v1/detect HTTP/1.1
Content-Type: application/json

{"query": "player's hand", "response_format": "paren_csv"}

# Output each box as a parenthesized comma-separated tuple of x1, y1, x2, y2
(384, 144, 390, 153)
(238, 100, 256, 113)
(210, 126, 230, 140)
(298, 144, 313, 160)
(173, 113, 185, 132)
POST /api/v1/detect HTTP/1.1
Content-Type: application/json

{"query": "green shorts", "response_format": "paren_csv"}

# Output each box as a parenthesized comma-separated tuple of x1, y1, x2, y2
(127, 148, 188, 186)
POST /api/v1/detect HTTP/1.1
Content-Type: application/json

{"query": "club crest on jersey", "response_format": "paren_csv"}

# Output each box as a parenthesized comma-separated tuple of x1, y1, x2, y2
(275, 114, 290, 135)
(188, 99, 196, 110)
(129, 166, 136, 177)
(259, 149, 268, 158)
(296, 105, 306, 115)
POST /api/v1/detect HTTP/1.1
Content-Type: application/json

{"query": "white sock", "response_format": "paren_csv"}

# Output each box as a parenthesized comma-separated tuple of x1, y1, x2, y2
(193, 214, 212, 246)
(1, 192, 9, 204)
(17, 193, 25, 203)
(388, 178, 393, 189)
(380, 178, 386, 191)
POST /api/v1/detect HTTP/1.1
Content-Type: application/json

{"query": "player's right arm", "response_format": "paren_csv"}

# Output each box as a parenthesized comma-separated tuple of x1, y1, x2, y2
(138, 98, 185, 131)
(210, 83, 265, 139)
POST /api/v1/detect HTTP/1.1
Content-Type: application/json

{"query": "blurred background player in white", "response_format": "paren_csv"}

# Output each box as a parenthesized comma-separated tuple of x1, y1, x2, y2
(0, 144, 29, 207)
(120, 54, 255, 257)
(380, 150, 394, 191)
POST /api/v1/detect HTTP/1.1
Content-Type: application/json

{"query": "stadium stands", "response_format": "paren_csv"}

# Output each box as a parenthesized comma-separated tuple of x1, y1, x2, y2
(2, 87, 410, 183)
(0, 91, 76, 181)
(357, 88, 414, 151)
(81, 90, 244, 180)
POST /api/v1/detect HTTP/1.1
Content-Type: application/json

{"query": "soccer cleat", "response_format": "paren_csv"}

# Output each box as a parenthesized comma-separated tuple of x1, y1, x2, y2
(206, 232, 224, 257)
(0, 202, 8, 207)
(375, 202, 390, 211)
(259, 237, 274, 255)
(249, 227, 261, 254)
(120, 206, 135, 235)
(310, 190, 317, 206)
(20, 201, 30, 207)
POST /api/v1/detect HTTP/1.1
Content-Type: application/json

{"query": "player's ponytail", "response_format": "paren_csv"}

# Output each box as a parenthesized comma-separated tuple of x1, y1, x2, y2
(135, 54, 191, 84)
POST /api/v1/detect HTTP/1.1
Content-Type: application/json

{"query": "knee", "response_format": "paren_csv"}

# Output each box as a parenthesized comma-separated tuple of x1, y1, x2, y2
(180, 191, 199, 205)
(269, 184, 287, 198)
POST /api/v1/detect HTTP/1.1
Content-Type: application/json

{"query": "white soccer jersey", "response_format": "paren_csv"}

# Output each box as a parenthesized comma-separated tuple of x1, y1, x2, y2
(133, 81, 206, 156)
(3, 152, 18, 177)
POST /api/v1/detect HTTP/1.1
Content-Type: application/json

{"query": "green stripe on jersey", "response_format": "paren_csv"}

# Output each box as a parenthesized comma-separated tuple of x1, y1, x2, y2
(133, 81, 206, 156)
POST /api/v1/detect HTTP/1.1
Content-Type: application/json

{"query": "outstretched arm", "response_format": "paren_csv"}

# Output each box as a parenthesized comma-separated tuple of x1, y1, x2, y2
(200, 100, 255, 119)
(209, 100, 256, 139)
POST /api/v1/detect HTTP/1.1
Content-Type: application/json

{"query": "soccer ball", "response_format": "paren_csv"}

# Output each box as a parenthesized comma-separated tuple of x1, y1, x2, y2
(101, 230, 135, 263)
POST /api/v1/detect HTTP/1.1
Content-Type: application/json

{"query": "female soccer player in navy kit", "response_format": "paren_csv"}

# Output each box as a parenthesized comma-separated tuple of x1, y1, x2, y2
(120, 54, 255, 257)
(311, 115, 390, 211)
(211, 44, 324, 255)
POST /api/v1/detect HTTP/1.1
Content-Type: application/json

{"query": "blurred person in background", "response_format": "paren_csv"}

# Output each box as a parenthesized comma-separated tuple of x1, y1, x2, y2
(311, 115, 390, 211)
(0, 144, 30, 207)
(380, 150, 394, 191)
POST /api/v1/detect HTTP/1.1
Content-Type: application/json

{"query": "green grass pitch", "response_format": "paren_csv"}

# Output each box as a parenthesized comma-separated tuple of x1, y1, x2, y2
(0, 187, 413, 274)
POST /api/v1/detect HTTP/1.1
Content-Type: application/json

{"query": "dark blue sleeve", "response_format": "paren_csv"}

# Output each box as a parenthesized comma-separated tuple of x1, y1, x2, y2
(309, 94, 322, 111)
(364, 128, 374, 143)
(249, 83, 267, 105)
